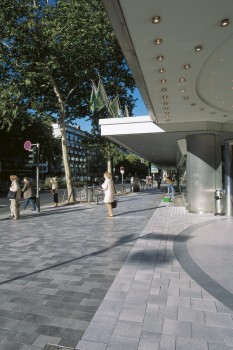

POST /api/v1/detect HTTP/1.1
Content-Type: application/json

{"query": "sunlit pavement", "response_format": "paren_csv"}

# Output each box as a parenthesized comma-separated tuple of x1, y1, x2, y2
(0, 188, 233, 350)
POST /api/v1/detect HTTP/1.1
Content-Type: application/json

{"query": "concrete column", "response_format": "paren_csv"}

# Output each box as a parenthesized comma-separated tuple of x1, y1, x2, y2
(224, 140, 233, 216)
(186, 134, 222, 213)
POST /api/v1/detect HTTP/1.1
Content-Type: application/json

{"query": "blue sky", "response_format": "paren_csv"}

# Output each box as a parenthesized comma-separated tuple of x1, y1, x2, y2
(77, 88, 148, 132)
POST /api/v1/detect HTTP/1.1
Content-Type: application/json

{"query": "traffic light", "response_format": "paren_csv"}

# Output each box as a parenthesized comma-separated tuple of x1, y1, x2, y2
(28, 146, 39, 166)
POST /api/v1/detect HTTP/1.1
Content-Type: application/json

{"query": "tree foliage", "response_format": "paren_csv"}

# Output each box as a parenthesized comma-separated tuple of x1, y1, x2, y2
(0, 0, 136, 200)
(0, 0, 136, 125)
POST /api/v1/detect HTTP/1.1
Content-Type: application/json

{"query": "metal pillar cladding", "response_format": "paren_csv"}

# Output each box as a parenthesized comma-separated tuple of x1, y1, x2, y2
(224, 140, 233, 216)
(186, 134, 222, 213)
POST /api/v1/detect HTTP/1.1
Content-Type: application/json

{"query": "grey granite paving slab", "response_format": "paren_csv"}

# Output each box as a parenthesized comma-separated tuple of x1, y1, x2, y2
(0, 191, 163, 349)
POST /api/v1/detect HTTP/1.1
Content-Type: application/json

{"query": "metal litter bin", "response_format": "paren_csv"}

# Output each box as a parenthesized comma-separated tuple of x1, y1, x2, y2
(86, 186, 93, 203)
(215, 189, 225, 215)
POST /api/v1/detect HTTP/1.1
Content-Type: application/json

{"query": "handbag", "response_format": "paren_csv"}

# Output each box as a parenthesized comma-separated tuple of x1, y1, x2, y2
(111, 200, 117, 208)
(7, 190, 17, 199)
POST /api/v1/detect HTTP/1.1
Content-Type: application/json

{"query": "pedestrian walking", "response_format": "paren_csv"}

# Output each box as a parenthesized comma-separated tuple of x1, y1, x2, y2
(50, 177, 59, 206)
(101, 171, 115, 217)
(164, 174, 175, 199)
(8, 175, 21, 220)
(22, 177, 36, 211)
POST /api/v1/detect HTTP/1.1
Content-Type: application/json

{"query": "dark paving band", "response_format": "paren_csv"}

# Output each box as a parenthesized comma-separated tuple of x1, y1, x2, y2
(174, 220, 233, 311)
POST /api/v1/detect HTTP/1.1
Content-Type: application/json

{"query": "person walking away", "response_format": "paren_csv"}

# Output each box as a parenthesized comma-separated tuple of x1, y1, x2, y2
(165, 174, 175, 199)
(50, 177, 59, 206)
(9, 175, 21, 220)
(101, 171, 115, 217)
(22, 177, 36, 211)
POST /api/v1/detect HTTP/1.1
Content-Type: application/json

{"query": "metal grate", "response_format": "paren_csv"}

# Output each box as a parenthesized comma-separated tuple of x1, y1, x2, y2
(43, 345, 76, 350)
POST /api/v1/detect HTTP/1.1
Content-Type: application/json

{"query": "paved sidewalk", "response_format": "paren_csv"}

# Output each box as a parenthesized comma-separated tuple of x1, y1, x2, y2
(1, 189, 233, 350)
(77, 198, 233, 350)
(0, 189, 163, 350)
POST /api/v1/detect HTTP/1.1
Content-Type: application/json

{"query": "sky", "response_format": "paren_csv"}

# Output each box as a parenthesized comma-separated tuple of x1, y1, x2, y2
(76, 88, 148, 132)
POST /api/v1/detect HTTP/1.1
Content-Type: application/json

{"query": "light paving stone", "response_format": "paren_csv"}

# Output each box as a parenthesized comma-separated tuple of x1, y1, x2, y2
(123, 297, 148, 310)
(178, 307, 205, 324)
(162, 319, 191, 338)
(222, 328, 233, 347)
(158, 334, 176, 350)
(118, 308, 145, 323)
(142, 315, 163, 333)
(158, 305, 178, 321)
(77, 340, 107, 350)
(167, 296, 190, 308)
(192, 322, 224, 344)
(204, 311, 233, 328)
(145, 304, 160, 317)
(111, 320, 142, 339)
(108, 334, 139, 350)
(81, 324, 114, 344)
(138, 331, 160, 350)
(179, 287, 202, 298)
(191, 298, 217, 312)
(208, 343, 233, 350)
(159, 285, 179, 297)
(175, 336, 208, 350)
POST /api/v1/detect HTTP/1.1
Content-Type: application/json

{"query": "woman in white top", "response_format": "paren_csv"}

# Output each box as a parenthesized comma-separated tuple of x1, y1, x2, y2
(9, 175, 21, 220)
(50, 177, 59, 206)
(101, 171, 115, 217)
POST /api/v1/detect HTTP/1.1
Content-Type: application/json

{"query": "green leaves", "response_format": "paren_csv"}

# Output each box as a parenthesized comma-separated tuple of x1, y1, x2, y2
(1, 0, 136, 126)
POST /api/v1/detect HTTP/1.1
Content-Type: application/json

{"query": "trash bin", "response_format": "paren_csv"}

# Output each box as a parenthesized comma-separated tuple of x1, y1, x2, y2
(215, 189, 225, 215)
(86, 186, 93, 203)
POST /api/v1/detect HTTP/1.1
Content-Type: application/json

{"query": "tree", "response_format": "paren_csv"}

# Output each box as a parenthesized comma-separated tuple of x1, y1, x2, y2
(0, 114, 58, 163)
(0, 0, 136, 202)
(115, 153, 149, 179)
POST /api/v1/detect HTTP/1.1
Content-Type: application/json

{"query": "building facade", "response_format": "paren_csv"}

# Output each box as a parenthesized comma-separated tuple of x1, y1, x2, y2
(52, 123, 104, 183)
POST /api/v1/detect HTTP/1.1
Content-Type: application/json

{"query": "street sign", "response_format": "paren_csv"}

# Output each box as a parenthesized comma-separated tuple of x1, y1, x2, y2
(120, 166, 124, 174)
(151, 164, 158, 173)
(24, 140, 32, 151)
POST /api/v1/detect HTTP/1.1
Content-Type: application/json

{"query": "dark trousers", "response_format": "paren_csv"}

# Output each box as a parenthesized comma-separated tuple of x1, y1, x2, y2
(53, 193, 58, 203)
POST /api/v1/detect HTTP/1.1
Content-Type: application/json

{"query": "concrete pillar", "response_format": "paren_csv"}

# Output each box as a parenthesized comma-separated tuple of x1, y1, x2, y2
(186, 134, 222, 213)
(224, 140, 233, 216)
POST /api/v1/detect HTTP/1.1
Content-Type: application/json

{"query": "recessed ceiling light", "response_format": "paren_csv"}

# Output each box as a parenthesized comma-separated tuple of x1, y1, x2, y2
(191, 103, 196, 106)
(184, 64, 191, 69)
(157, 55, 164, 61)
(164, 107, 169, 110)
(163, 95, 168, 99)
(180, 89, 185, 93)
(161, 79, 166, 84)
(152, 16, 161, 24)
(155, 38, 162, 45)
(220, 18, 230, 27)
(163, 102, 168, 105)
(158, 68, 165, 73)
(195, 45, 203, 52)
(180, 78, 186, 83)
(161, 88, 167, 92)
(165, 111, 170, 114)
(184, 96, 189, 100)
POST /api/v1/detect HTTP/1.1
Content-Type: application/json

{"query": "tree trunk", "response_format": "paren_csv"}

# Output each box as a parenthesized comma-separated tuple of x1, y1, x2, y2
(47, 71, 75, 203)
(107, 148, 112, 174)
(60, 118, 75, 203)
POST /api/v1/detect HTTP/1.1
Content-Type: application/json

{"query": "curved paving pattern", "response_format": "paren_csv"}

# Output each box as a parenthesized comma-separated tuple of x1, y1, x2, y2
(174, 217, 233, 311)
